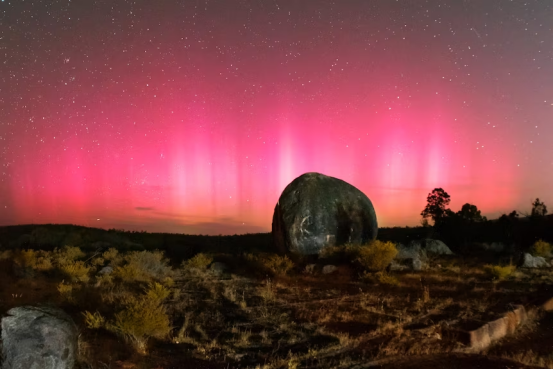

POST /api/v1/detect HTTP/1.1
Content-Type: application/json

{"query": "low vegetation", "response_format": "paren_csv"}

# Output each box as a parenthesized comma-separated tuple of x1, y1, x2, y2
(0, 224, 551, 368)
(531, 240, 553, 258)
(484, 264, 516, 280)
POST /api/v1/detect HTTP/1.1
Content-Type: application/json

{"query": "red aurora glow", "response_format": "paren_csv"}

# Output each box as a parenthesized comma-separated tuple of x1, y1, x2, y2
(1, 0, 552, 234)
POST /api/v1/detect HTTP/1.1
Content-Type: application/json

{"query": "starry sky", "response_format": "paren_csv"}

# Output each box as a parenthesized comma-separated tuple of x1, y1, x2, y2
(1, 0, 552, 235)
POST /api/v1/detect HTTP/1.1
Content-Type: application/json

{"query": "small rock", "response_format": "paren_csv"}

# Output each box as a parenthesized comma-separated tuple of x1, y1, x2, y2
(304, 264, 317, 274)
(98, 266, 113, 275)
(521, 253, 548, 269)
(2, 306, 77, 369)
(322, 265, 337, 274)
(412, 259, 424, 271)
(210, 262, 227, 275)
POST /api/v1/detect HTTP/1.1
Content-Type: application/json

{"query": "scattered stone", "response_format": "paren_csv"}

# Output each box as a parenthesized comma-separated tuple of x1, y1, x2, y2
(1, 306, 77, 369)
(210, 262, 227, 275)
(396, 242, 427, 261)
(422, 239, 453, 255)
(98, 266, 113, 275)
(322, 265, 337, 274)
(272, 172, 378, 255)
(412, 258, 424, 271)
(521, 253, 549, 269)
(304, 264, 317, 274)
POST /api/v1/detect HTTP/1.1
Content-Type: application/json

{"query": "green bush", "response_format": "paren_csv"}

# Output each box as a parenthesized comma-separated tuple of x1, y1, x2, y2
(182, 253, 213, 269)
(531, 240, 552, 258)
(356, 241, 398, 272)
(376, 271, 399, 286)
(484, 264, 516, 280)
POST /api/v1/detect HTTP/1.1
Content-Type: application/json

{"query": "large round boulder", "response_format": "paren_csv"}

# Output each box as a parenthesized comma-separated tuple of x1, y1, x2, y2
(272, 172, 378, 255)
(1, 306, 78, 369)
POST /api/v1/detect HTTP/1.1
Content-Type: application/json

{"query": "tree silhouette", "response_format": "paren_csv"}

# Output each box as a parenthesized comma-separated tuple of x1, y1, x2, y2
(421, 188, 451, 225)
(531, 198, 547, 217)
(456, 203, 486, 222)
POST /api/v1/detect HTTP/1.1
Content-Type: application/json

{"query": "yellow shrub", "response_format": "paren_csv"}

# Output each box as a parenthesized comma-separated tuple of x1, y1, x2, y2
(356, 241, 398, 272)
(182, 253, 213, 269)
(13, 249, 37, 268)
(114, 264, 142, 282)
(59, 260, 91, 282)
(107, 298, 171, 352)
(145, 282, 171, 302)
(91, 257, 105, 267)
(114, 250, 172, 282)
(484, 264, 516, 280)
(102, 248, 119, 261)
(34, 255, 54, 271)
(531, 240, 553, 258)
(261, 255, 295, 276)
(376, 271, 399, 286)
(57, 281, 74, 302)
(82, 311, 105, 329)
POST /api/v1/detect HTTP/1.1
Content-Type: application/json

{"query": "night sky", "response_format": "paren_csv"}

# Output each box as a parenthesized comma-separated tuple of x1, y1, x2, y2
(1, 0, 552, 235)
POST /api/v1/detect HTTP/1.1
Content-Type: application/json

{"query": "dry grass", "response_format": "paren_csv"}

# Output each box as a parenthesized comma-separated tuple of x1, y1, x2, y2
(0, 244, 550, 368)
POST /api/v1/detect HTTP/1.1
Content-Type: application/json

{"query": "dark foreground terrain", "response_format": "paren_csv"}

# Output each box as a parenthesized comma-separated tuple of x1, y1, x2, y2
(0, 224, 551, 368)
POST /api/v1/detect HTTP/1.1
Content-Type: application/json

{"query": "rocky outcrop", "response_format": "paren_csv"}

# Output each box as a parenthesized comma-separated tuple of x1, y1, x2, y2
(521, 253, 549, 269)
(272, 172, 378, 255)
(1, 306, 77, 369)
(392, 239, 452, 271)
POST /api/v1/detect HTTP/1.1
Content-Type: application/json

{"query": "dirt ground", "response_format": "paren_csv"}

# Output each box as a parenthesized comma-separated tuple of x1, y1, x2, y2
(0, 253, 551, 369)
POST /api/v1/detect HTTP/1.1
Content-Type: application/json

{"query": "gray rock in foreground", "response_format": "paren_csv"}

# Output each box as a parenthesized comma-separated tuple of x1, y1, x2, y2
(210, 262, 227, 275)
(1, 306, 77, 369)
(521, 253, 549, 269)
(272, 172, 378, 255)
(322, 265, 337, 274)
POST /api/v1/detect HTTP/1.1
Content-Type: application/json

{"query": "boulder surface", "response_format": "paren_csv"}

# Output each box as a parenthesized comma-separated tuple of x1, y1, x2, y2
(521, 253, 549, 269)
(272, 172, 378, 255)
(2, 306, 77, 369)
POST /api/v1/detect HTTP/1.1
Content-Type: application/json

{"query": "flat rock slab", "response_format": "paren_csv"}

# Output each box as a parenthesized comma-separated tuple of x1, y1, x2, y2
(1, 306, 77, 369)
(448, 305, 527, 350)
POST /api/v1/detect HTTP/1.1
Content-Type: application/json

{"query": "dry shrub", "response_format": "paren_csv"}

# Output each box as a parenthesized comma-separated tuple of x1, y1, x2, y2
(261, 255, 294, 276)
(57, 281, 74, 301)
(82, 311, 106, 329)
(531, 240, 552, 258)
(13, 249, 38, 268)
(0, 250, 13, 260)
(245, 253, 295, 276)
(59, 260, 91, 282)
(114, 250, 171, 282)
(319, 243, 360, 264)
(102, 248, 119, 262)
(107, 298, 171, 353)
(484, 264, 516, 280)
(356, 241, 398, 272)
(376, 271, 400, 286)
(145, 282, 171, 302)
(182, 253, 213, 269)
